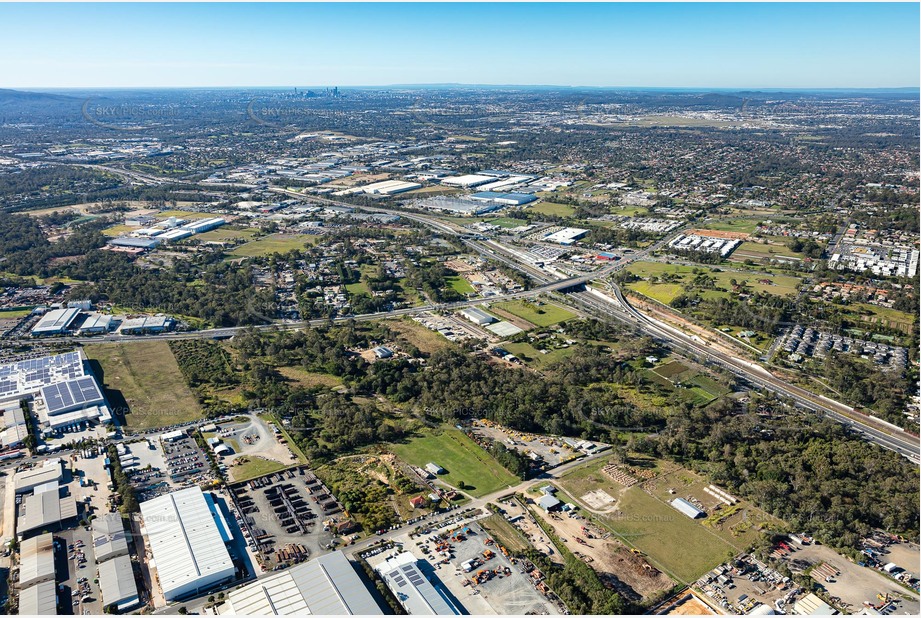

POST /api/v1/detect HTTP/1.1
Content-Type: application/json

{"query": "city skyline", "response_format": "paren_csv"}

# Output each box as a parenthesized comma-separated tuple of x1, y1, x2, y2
(1, 2, 918, 89)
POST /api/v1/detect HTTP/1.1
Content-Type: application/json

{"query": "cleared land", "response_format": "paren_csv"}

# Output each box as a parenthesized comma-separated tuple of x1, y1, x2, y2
(446, 275, 475, 294)
(625, 261, 801, 300)
(384, 317, 455, 354)
(558, 458, 777, 584)
(478, 513, 532, 553)
(528, 202, 576, 217)
(229, 455, 286, 482)
(389, 428, 519, 497)
(486, 217, 530, 229)
(276, 366, 343, 389)
(195, 227, 259, 242)
(503, 342, 577, 367)
(0, 307, 33, 318)
(84, 341, 203, 429)
(492, 299, 576, 327)
(228, 233, 319, 257)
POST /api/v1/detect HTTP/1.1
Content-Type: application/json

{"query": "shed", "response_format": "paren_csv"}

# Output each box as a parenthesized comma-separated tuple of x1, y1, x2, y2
(671, 497, 705, 519)
(538, 495, 561, 512)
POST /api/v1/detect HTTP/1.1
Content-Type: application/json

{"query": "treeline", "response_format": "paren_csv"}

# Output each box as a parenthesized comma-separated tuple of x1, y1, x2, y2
(821, 353, 912, 428)
(487, 441, 532, 479)
(641, 397, 919, 550)
(169, 340, 240, 387)
(106, 444, 139, 514)
(0, 213, 111, 277)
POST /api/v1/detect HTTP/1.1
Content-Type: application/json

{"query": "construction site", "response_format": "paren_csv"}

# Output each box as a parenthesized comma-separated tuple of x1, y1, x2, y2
(528, 494, 676, 604)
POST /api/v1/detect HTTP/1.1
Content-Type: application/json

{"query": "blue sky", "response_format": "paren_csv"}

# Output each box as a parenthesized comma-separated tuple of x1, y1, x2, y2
(2, 2, 918, 89)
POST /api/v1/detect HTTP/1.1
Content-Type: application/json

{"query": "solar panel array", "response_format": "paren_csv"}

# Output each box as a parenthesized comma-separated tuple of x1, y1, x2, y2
(42, 377, 104, 415)
(0, 352, 90, 404)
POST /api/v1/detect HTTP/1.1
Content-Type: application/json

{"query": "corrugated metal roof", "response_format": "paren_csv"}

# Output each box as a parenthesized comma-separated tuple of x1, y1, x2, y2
(98, 554, 140, 608)
(671, 497, 705, 519)
(225, 551, 383, 615)
(19, 533, 55, 588)
(376, 552, 461, 615)
(18, 580, 58, 615)
(139, 487, 234, 600)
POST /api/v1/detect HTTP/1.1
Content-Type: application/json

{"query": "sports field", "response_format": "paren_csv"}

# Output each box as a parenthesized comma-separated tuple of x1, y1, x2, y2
(390, 428, 519, 497)
(84, 341, 204, 429)
(228, 233, 319, 257)
(492, 299, 575, 326)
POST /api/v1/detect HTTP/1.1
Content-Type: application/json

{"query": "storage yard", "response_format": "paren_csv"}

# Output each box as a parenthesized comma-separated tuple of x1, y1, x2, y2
(227, 467, 340, 571)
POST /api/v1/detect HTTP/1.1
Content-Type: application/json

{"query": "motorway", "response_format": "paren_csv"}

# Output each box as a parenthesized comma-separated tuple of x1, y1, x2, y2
(32, 165, 920, 458)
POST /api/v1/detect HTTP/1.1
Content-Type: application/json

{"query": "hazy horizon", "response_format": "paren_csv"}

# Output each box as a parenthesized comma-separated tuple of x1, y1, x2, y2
(1, 2, 918, 89)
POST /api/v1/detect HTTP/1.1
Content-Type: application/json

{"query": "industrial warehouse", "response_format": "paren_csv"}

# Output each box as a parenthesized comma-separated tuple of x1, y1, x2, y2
(139, 486, 236, 601)
(0, 351, 111, 434)
(218, 551, 384, 615)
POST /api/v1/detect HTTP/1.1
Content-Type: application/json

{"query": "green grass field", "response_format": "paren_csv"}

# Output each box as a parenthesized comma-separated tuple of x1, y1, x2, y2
(503, 342, 577, 367)
(446, 275, 475, 295)
(698, 219, 761, 233)
(84, 341, 204, 429)
(390, 428, 519, 497)
(528, 202, 576, 217)
(599, 486, 738, 582)
(0, 307, 34, 319)
(653, 360, 690, 379)
(195, 227, 259, 242)
(157, 210, 217, 220)
(486, 217, 530, 229)
(626, 261, 801, 300)
(732, 241, 802, 260)
(229, 233, 319, 257)
(345, 281, 370, 295)
(492, 299, 575, 327)
(230, 455, 286, 481)
(629, 281, 685, 305)
(276, 366, 343, 389)
(102, 224, 136, 237)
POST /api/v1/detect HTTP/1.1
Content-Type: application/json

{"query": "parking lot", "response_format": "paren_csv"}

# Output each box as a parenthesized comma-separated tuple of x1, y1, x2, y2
(160, 434, 211, 483)
(228, 467, 339, 570)
(56, 523, 104, 615)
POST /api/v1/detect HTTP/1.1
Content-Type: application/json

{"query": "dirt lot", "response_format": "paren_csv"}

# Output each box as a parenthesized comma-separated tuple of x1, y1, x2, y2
(531, 501, 675, 603)
(470, 419, 588, 468)
(499, 498, 563, 564)
(784, 543, 920, 614)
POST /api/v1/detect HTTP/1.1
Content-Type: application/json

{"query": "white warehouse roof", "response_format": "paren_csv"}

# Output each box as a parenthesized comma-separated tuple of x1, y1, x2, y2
(98, 554, 140, 610)
(140, 487, 235, 601)
(222, 551, 384, 615)
(18, 580, 58, 615)
(31, 307, 81, 336)
(376, 552, 461, 615)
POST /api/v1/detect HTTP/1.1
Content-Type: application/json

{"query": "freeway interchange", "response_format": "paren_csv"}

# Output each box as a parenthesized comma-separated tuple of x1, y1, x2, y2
(42, 168, 921, 460)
